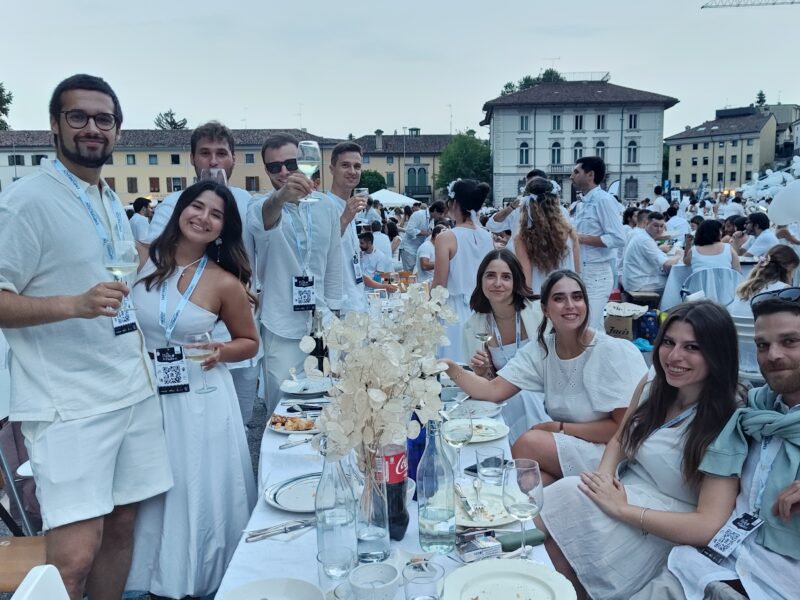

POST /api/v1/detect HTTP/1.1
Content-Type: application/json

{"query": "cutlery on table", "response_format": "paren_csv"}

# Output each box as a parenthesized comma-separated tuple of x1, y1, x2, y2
(454, 482, 478, 518)
(278, 437, 314, 450)
(245, 518, 316, 542)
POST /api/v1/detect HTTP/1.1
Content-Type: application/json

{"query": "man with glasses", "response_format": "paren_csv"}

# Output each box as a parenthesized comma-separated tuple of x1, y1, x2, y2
(248, 133, 342, 414)
(733, 212, 780, 259)
(0, 74, 172, 599)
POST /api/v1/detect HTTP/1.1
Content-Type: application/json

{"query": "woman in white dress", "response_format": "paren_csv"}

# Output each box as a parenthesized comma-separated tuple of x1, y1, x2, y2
(683, 218, 740, 274)
(461, 249, 548, 443)
(513, 176, 580, 296)
(536, 301, 741, 600)
(442, 271, 647, 483)
(126, 181, 259, 598)
(433, 179, 494, 363)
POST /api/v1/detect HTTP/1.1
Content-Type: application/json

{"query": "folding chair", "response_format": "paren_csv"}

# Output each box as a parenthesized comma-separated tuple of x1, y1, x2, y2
(10, 565, 68, 599)
(731, 315, 765, 385)
(680, 268, 743, 307)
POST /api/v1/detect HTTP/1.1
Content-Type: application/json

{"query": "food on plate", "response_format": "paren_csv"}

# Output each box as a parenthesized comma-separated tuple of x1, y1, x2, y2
(270, 414, 315, 431)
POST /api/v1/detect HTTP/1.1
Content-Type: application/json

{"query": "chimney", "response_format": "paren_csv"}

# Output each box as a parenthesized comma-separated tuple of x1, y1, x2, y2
(375, 129, 384, 150)
(409, 127, 420, 137)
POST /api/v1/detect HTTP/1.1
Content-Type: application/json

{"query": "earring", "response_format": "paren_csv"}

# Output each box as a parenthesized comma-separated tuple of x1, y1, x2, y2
(215, 237, 222, 263)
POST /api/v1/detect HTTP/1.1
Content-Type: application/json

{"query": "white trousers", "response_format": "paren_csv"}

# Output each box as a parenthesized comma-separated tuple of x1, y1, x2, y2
(261, 326, 306, 416)
(581, 261, 614, 331)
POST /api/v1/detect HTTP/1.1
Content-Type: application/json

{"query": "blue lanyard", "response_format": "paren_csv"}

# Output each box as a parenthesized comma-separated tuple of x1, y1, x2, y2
(490, 312, 521, 364)
(159, 256, 208, 342)
(658, 405, 697, 431)
(52, 159, 126, 261)
(284, 203, 313, 274)
(752, 436, 780, 516)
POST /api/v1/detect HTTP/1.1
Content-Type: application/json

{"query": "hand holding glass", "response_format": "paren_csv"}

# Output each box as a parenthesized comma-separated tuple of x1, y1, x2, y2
(182, 331, 217, 394)
(297, 141, 321, 203)
(104, 240, 138, 310)
(502, 459, 543, 559)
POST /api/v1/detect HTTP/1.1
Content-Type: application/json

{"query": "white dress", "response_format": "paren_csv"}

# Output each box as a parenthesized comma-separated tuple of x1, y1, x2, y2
(690, 244, 733, 273)
(439, 226, 494, 363)
(528, 236, 575, 296)
(126, 262, 257, 598)
(541, 413, 699, 600)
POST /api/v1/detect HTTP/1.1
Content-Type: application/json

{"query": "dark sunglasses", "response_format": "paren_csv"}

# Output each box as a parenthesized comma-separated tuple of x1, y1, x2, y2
(264, 158, 298, 174)
(750, 286, 800, 307)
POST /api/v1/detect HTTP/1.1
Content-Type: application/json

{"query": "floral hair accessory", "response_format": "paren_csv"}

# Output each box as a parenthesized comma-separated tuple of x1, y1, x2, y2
(758, 254, 771, 267)
(447, 179, 461, 199)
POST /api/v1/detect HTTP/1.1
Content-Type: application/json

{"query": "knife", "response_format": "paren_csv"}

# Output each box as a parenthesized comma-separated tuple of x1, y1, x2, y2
(279, 437, 314, 450)
(246, 518, 316, 542)
(454, 482, 477, 517)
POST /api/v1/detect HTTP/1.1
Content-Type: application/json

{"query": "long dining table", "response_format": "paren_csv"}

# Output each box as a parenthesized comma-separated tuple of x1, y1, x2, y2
(216, 393, 552, 598)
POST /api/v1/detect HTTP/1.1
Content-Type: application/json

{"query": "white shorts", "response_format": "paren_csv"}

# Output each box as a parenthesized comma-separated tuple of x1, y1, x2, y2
(21, 394, 173, 531)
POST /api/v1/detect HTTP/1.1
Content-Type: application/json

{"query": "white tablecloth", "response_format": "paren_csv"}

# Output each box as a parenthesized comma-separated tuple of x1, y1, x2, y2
(217, 404, 552, 597)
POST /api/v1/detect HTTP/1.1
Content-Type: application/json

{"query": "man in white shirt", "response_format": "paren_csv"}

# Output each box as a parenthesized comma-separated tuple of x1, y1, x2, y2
(622, 211, 682, 293)
(359, 231, 393, 278)
(399, 200, 446, 270)
(486, 168, 546, 235)
(129, 196, 152, 242)
(358, 198, 381, 226)
(146, 121, 260, 424)
(651, 185, 670, 214)
(248, 133, 343, 414)
(571, 156, 628, 329)
(371, 220, 393, 261)
(0, 74, 172, 599)
(733, 212, 780, 258)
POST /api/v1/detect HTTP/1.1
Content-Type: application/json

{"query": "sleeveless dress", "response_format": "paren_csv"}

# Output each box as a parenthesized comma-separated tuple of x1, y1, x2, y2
(125, 262, 257, 598)
(439, 226, 494, 363)
(529, 236, 575, 296)
(691, 244, 733, 273)
(541, 411, 699, 600)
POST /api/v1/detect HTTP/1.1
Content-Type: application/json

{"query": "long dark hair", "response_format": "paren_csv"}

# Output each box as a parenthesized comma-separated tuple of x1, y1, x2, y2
(141, 181, 254, 303)
(620, 301, 738, 489)
(536, 270, 590, 357)
(470, 249, 534, 313)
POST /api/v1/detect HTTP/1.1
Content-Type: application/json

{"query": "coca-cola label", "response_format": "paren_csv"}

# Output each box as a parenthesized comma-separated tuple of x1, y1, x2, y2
(384, 448, 408, 484)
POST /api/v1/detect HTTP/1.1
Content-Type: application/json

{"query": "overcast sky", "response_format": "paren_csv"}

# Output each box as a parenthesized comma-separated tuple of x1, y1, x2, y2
(4, 0, 797, 140)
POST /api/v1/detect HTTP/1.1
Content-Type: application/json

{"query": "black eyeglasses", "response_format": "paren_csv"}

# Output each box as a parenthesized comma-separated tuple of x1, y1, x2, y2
(60, 110, 117, 131)
(264, 158, 298, 174)
(750, 286, 800, 307)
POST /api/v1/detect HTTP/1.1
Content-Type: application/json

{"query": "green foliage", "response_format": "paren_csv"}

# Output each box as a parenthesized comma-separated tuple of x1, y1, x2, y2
(0, 82, 13, 130)
(499, 69, 566, 96)
(359, 169, 387, 193)
(434, 134, 491, 191)
(154, 108, 187, 130)
(756, 90, 766, 107)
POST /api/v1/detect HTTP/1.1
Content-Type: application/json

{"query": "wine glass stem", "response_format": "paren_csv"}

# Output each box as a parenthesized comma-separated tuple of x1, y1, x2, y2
(456, 447, 462, 478)
(520, 518, 528, 557)
(201, 368, 209, 391)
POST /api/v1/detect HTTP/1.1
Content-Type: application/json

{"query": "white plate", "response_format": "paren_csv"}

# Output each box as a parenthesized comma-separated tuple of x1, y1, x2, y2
(218, 577, 324, 600)
(264, 473, 321, 513)
(449, 399, 506, 419)
(456, 486, 515, 528)
(267, 421, 320, 435)
(469, 418, 510, 443)
(443, 559, 576, 600)
(280, 378, 333, 396)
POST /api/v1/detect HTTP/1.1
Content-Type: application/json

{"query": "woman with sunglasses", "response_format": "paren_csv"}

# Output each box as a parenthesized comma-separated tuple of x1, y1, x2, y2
(535, 301, 740, 600)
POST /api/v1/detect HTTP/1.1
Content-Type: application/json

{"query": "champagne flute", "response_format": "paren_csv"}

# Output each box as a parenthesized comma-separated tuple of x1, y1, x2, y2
(182, 331, 217, 394)
(297, 141, 321, 203)
(441, 410, 473, 479)
(199, 168, 228, 186)
(502, 459, 543, 559)
(103, 240, 139, 310)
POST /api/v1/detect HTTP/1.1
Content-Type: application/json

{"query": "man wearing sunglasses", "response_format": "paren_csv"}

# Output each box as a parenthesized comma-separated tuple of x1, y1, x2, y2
(0, 74, 172, 600)
(247, 133, 342, 415)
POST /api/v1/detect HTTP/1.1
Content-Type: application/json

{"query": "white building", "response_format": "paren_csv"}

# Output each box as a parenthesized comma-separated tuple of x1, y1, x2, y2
(480, 76, 678, 205)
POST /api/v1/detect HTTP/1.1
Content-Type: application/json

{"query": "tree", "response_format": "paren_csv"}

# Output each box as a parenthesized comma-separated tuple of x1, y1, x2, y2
(499, 68, 566, 96)
(755, 90, 766, 107)
(434, 134, 491, 192)
(359, 170, 386, 193)
(154, 109, 187, 130)
(0, 82, 13, 130)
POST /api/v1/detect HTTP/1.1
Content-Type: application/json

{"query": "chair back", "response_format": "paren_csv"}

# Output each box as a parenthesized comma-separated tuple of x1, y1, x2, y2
(731, 314, 765, 384)
(9, 565, 67, 599)
(681, 268, 743, 306)
(0, 330, 9, 422)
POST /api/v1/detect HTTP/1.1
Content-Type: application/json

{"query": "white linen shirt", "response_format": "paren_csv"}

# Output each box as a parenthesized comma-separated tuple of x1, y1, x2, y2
(328, 192, 366, 314)
(360, 248, 391, 278)
(247, 191, 343, 340)
(372, 231, 392, 261)
(622, 229, 669, 292)
(129, 212, 150, 242)
(0, 160, 155, 421)
(652, 195, 670, 214)
(401, 209, 431, 254)
(414, 240, 435, 284)
(743, 229, 780, 258)
(573, 186, 627, 264)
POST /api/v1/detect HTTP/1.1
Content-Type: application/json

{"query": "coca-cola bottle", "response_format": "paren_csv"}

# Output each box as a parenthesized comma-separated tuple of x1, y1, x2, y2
(383, 443, 409, 541)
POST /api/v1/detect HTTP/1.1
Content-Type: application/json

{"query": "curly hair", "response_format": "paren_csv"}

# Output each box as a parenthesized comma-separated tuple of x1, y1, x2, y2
(736, 245, 800, 300)
(518, 177, 571, 272)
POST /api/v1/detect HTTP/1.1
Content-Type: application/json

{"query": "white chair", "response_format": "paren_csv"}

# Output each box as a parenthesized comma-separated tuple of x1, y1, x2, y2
(681, 268, 743, 307)
(731, 315, 765, 385)
(10, 565, 68, 600)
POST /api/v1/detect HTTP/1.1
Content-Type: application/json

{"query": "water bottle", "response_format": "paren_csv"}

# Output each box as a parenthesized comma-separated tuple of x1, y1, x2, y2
(315, 436, 357, 557)
(416, 420, 456, 553)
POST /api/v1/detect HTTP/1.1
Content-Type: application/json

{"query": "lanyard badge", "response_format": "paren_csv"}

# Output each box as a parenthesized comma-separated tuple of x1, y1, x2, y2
(153, 346, 190, 394)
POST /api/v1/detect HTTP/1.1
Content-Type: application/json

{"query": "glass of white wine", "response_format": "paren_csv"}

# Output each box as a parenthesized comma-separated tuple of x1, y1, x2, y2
(104, 240, 139, 310)
(441, 410, 473, 479)
(296, 141, 321, 203)
(502, 458, 543, 559)
(182, 331, 217, 394)
(474, 317, 493, 345)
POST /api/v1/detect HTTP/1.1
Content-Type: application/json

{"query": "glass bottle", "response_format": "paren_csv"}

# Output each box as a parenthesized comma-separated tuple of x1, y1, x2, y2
(416, 420, 456, 553)
(311, 309, 328, 372)
(315, 436, 357, 557)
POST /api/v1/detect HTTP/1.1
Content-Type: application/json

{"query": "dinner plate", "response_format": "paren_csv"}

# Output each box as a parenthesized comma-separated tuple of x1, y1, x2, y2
(449, 399, 506, 419)
(739, 256, 759, 264)
(442, 559, 576, 600)
(280, 378, 333, 396)
(469, 418, 510, 443)
(264, 473, 321, 513)
(267, 421, 320, 435)
(455, 486, 515, 528)
(217, 577, 324, 600)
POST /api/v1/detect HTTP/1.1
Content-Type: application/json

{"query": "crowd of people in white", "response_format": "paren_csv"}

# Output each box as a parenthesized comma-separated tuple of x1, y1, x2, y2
(0, 74, 798, 600)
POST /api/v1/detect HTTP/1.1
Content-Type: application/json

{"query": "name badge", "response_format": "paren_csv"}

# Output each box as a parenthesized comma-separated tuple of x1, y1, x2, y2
(153, 346, 190, 394)
(112, 298, 138, 336)
(353, 254, 363, 285)
(699, 512, 764, 565)
(293, 275, 316, 312)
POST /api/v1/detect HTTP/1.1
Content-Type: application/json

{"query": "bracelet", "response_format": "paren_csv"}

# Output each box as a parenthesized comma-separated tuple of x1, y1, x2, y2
(639, 507, 650, 536)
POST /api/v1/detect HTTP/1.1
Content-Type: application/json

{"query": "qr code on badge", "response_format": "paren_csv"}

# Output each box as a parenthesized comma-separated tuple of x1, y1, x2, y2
(713, 528, 742, 554)
(161, 364, 183, 385)
(296, 289, 312, 304)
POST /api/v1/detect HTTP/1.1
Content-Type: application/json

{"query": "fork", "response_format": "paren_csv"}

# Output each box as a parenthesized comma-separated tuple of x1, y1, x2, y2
(472, 477, 487, 516)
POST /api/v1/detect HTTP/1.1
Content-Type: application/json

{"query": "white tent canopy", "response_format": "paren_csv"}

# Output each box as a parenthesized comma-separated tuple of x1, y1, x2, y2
(370, 188, 416, 208)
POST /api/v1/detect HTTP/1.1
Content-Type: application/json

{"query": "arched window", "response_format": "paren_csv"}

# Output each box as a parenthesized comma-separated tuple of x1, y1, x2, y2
(519, 142, 530, 165)
(551, 142, 561, 165)
(573, 142, 583, 162)
(627, 140, 638, 164)
(407, 168, 417, 187)
(595, 141, 605, 160)
(417, 167, 428, 187)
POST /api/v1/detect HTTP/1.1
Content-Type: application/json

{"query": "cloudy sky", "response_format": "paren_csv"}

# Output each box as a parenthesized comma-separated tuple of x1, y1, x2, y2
(4, 0, 797, 139)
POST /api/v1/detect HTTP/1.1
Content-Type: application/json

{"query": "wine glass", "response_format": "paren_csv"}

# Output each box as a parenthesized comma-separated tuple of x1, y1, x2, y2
(182, 331, 217, 394)
(441, 410, 473, 479)
(296, 141, 321, 203)
(104, 240, 139, 310)
(199, 168, 228, 186)
(502, 459, 543, 559)
(474, 315, 493, 346)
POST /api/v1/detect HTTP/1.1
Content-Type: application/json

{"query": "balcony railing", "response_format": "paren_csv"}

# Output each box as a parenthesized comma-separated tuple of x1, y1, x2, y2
(547, 164, 572, 175)
(405, 186, 432, 197)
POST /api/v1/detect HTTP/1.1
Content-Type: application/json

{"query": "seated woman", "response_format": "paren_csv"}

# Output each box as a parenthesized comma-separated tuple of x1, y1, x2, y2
(683, 218, 740, 274)
(536, 301, 740, 600)
(443, 270, 647, 484)
(461, 249, 546, 443)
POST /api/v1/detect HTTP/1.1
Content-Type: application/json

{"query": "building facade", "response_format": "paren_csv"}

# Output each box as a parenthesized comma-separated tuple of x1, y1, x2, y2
(665, 107, 776, 194)
(480, 78, 678, 205)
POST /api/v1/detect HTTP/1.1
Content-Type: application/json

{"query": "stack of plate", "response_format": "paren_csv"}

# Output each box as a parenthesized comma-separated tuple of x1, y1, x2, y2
(442, 559, 576, 599)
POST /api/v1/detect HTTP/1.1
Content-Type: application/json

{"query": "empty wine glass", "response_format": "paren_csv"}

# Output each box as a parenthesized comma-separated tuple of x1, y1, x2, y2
(296, 141, 321, 203)
(103, 240, 139, 310)
(441, 410, 473, 479)
(474, 314, 493, 346)
(199, 168, 228, 186)
(182, 331, 217, 394)
(502, 459, 543, 559)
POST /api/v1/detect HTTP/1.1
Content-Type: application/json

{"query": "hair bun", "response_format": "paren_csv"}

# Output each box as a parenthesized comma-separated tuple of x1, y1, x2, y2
(453, 179, 491, 212)
(526, 176, 553, 196)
